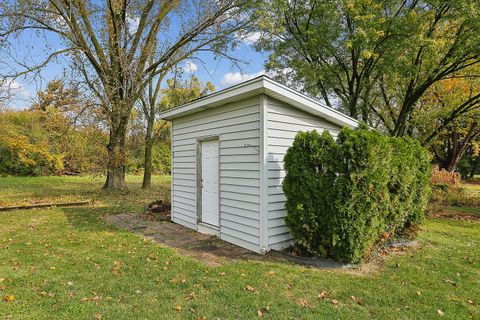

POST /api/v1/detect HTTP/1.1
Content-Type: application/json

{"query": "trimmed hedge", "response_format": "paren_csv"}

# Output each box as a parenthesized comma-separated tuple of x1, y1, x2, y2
(283, 127, 431, 263)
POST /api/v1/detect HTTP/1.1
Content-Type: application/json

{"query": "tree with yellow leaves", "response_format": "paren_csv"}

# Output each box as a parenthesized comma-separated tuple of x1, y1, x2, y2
(415, 70, 480, 173)
(139, 73, 214, 188)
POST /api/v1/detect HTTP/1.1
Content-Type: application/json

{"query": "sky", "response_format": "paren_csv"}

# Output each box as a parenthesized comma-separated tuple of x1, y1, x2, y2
(1, 19, 268, 109)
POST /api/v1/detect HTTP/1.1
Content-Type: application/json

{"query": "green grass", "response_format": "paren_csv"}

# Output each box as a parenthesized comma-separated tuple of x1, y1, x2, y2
(464, 182, 480, 198)
(450, 182, 480, 214)
(0, 176, 479, 319)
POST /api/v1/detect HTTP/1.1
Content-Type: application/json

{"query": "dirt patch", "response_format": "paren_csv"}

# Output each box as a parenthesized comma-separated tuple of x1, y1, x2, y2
(341, 244, 420, 276)
(430, 210, 480, 221)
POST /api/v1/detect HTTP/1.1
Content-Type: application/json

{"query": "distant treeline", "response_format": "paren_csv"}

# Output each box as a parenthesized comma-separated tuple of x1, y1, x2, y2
(0, 107, 170, 177)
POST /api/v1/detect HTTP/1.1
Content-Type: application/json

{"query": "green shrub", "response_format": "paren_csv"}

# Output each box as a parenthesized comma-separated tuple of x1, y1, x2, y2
(283, 127, 431, 263)
(283, 130, 338, 257)
(457, 153, 478, 179)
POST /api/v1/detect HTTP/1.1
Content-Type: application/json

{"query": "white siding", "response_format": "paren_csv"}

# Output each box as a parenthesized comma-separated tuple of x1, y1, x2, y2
(171, 97, 261, 252)
(266, 98, 342, 250)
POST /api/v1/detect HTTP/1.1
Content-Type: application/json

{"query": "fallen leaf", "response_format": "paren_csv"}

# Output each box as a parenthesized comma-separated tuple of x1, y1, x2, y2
(437, 309, 444, 316)
(67, 281, 73, 286)
(175, 305, 182, 312)
(197, 316, 206, 320)
(296, 298, 312, 308)
(245, 285, 258, 294)
(416, 291, 421, 296)
(268, 271, 275, 276)
(93, 313, 102, 319)
(351, 295, 363, 305)
(110, 261, 121, 275)
(50, 266, 56, 270)
(331, 299, 338, 306)
(40, 291, 47, 297)
(443, 279, 456, 287)
(80, 297, 89, 302)
(3, 294, 15, 302)
(185, 292, 196, 301)
(257, 304, 270, 317)
(218, 272, 226, 276)
(318, 291, 329, 299)
(0, 278, 4, 282)
(467, 299, 474, 305)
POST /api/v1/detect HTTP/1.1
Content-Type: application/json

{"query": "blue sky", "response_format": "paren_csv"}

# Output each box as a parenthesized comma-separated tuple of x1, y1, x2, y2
(2, 26, 268, 109)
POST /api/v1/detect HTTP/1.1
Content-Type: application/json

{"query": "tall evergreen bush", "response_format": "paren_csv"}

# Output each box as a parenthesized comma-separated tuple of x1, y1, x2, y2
(283, 127, 431, 263)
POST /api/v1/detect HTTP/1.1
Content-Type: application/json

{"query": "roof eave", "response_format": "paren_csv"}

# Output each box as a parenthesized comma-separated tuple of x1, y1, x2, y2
(158, 76, 359, 129)
(262, 77, 358, 129)
(158, 76, 267, 120)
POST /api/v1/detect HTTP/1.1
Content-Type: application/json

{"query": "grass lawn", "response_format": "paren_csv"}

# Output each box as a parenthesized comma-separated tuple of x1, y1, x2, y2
(438, 182, 480, 217)
(0, 176, 479, 319)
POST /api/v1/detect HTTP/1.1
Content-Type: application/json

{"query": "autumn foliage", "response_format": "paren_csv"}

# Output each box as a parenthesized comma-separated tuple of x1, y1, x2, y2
(429, 166, 461, 186)
(0, 108, 107, 176)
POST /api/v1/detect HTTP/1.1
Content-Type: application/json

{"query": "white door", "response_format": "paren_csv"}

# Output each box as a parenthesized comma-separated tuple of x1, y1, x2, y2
(201, 139, 219, 226)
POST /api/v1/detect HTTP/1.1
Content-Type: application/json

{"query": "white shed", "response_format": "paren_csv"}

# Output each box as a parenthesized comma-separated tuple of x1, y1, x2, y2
(159, 76, 358, 253)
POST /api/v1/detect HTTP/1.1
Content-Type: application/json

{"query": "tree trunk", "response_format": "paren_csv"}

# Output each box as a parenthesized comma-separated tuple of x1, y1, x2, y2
(438, 146, 461, 173)
(439, 123, 480, 173)
(470, 156, 480, 178)
(142, 121, 154, 189)
(439, 156, 459, 172)
(103, 117, 128, 191)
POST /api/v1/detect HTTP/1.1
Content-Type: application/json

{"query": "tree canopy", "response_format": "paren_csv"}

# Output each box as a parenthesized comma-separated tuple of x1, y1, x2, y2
(258, 0, 480, 136)
(0, 0, 255, 189)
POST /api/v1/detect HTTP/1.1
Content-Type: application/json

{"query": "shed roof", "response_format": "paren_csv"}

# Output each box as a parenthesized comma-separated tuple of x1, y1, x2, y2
(158, 75, 359, 128)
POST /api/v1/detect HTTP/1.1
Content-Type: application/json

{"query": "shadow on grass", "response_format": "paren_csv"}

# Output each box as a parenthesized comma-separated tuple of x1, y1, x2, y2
(60, 180, 171, 232)
(61, 206, 120, 232)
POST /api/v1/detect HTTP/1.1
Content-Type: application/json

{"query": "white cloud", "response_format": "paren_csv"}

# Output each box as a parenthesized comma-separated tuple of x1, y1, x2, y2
(240, 32, 261, 44)
(1, 80, 30, 97)
(184, 60, 198, 73)
(221, 70, 265, 87)
(126, 15, 140, 34)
